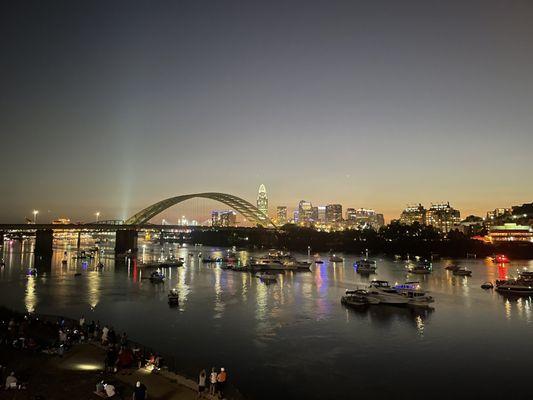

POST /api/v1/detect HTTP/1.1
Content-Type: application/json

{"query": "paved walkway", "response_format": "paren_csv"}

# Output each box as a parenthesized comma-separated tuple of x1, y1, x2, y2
(54, 343, 214, 400)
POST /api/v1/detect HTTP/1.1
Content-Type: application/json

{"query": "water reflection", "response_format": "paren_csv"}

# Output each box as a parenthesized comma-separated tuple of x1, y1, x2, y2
(25, 275, 37, 313)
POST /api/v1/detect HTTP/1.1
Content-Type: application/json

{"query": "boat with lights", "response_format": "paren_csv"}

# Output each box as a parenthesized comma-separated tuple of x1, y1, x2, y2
(354, 259, 377, 274)
(367, 281, 409, 305)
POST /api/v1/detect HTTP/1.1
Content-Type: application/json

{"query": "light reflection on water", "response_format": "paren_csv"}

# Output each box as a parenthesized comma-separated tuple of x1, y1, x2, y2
(1, 240, 533, 399)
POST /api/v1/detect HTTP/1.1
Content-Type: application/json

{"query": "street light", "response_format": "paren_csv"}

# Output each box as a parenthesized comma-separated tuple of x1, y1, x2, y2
(33, 210, 39, 224)
(95, 212, 100, 223)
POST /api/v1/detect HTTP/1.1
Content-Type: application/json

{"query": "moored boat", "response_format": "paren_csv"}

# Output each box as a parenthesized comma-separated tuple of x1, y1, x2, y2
(354, 259, 377, 274)
(168, 289, 179, 305)
(367, 281, 409, 305)
(149, 271, 165, 283)
(341, 289, 379, 308)
(453, 268, 472, 276)
(256, 272, 277, 284)
(329, 254, 344, 262)
(495, 279, 533, 295)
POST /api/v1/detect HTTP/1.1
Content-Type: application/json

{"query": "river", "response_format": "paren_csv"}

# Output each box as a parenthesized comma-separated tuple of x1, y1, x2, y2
(1, 239, 532, 399)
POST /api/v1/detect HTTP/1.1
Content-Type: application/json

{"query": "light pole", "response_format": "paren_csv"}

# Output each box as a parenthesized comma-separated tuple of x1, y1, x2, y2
(33, 210, 39, 224)
(95, 212, 100, 223)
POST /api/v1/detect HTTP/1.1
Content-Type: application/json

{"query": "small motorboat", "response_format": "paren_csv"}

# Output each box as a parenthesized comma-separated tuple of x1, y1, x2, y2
(159, 259, 184, 268)
(496, 279, 533, 295)
(168, 289, 179, 305)
(28, 268, 38, 276)
(95, 262, 104, 270)
(256, 272, 277, 284)
(481, 282, 494, 289)
(453, 268, 472, 277)
(354, 259, 377, 274)
(149, 271, 165, 283)
(491, 254, 510, 263)
(341, 289, 378, 308)
(329, 254, 344, 262)
(445, 264, 460, 271)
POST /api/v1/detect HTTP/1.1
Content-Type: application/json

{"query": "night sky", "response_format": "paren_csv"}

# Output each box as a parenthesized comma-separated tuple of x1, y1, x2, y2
(1, 0, 532, 223)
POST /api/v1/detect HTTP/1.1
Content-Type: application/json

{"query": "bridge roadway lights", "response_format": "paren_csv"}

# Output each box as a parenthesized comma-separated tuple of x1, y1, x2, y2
(115, 229, 138, 254)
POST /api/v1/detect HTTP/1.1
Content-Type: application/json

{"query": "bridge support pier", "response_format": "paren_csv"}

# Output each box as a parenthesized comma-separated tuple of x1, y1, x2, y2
(115, 230, 138, 254)
(35, 229, 53, 257)
(0, 232, 4, 248)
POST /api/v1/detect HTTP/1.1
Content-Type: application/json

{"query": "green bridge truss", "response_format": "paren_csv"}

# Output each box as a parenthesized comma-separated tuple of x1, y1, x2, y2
(125, 192, 276, 228)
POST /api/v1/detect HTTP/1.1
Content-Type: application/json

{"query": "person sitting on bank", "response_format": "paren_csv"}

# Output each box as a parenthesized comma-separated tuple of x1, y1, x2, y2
(104, 383, 116, 397)
(132, 381, 147, 400)
(5, 371, 17, 390)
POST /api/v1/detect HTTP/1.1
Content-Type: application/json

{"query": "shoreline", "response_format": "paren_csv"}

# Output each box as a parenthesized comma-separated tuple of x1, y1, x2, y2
(0, 306, 244, 400)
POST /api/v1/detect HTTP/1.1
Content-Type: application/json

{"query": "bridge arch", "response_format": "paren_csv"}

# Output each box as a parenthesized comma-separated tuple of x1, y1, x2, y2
(125, 192, 276, 228)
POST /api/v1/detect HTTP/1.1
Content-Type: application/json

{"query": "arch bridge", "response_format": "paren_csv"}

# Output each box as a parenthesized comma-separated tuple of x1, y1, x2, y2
(125, 192, 276, 228)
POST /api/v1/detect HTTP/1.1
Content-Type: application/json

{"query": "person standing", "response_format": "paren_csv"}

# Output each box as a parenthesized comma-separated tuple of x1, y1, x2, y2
(217, 368, 227, 396)
(132, 381, 147, 400)
(101, 325, 109, 345)
(198, 369, 207, 397)
(209, 367, 217, 395)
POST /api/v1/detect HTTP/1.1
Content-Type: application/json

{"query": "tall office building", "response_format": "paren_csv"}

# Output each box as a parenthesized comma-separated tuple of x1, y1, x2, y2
(317, 206, 326, 222)
(426, 202, 461, 233)
(325, 204, 343, 223)
(276, 206, 288, 225)
(298, 200, 314, 223)
(311, 206, 319, 222)
(345, 208, 357, 222)
(354, 208, 384, 229)
(257, 184, 268, 219)
(400, 204, 427, 225)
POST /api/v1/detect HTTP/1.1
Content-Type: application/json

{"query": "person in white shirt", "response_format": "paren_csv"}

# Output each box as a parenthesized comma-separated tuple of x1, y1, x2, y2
(209, 367, 218, 395)
(104, 383, 116, 397)
(5, 372, 17, 390)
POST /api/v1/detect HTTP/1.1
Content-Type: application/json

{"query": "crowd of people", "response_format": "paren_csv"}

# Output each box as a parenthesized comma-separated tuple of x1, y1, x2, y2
(2, 309, 233, 399)
(197, 366, 228, 398)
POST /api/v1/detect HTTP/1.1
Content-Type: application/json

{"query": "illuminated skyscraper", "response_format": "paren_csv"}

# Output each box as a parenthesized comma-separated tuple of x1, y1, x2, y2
(426, 202, 461, 233)
(298, 200, 313, 223)
(325, 204, 343, 223)
(276, 206, 287, 225)
(400, 204, 426, 225)
(257, 184, 268, 220)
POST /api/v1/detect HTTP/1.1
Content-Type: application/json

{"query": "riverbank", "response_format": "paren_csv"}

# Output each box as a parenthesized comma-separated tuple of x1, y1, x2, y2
(0, 307, 241, 399)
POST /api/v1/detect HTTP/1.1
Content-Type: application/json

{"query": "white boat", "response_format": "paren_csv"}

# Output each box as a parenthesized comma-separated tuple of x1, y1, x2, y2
(407, 261, 432, 275)
(329, 254, 344, 262)
(354, 259, 377, 274)
(367, 281, 409, 305)
(393, 282, 434, 307)
(496, 279, 533, 295)
(341, 289, 379, 308)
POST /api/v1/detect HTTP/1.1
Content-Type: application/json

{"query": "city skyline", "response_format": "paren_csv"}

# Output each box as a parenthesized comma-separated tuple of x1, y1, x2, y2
(1, 0, 533, 223)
